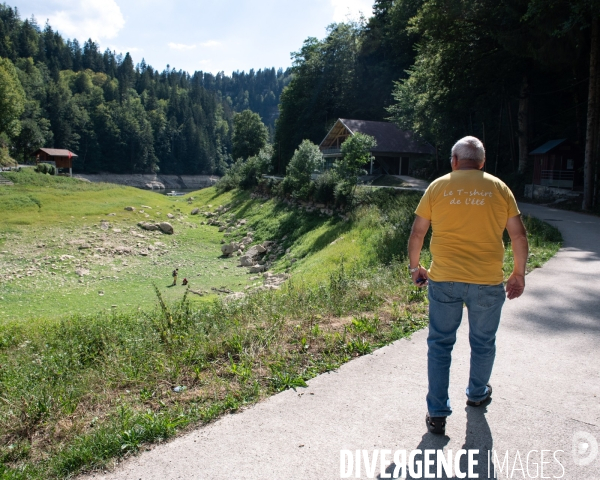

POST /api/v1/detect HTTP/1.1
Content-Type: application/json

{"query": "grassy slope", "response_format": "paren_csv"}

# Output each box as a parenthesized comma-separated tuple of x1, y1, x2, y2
(0, 171, 563, 479)
(0, 173, 271, 323)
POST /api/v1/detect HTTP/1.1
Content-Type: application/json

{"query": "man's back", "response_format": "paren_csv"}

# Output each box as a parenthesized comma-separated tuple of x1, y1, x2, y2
(415, 170, 519, 284)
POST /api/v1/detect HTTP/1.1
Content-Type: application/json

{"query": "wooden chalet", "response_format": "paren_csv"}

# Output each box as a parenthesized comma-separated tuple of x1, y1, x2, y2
(31, 148, 78, 176)
(319, 119, 435, 175)
(529, 139, 583, 190)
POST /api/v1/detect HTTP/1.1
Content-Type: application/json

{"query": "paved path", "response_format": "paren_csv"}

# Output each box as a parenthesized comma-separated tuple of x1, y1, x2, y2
(85, 204, 600, 480)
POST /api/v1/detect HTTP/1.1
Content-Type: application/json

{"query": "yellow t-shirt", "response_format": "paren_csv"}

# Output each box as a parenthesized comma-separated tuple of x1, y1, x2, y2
(415, 170, 520, 284)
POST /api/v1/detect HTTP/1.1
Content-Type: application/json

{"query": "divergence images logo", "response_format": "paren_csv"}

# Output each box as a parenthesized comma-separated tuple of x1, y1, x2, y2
(572, 431, 598, 467)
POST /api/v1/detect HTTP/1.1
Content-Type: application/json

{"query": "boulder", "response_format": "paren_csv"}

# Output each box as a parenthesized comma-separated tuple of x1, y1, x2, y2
(239, 255, 254, 267)
(139, 222, 159, 231)
(249, 264, 266, 273)
(221, 242, 241, 256)
(191, 208, 199, 215)
(241, 236, 253, 245)
(246, 244, 266, 257)
(218, 226, 226, 232)
(167, 213, 175, 219)
(158, 222, 174, 234)
(124, 206, 135, 211)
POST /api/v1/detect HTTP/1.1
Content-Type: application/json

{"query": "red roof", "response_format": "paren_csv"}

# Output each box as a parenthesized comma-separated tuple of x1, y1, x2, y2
(32, 148, 78, 157)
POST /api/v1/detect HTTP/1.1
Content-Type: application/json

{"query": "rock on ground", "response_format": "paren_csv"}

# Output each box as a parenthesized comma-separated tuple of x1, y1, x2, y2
(158, 222, 174, 234)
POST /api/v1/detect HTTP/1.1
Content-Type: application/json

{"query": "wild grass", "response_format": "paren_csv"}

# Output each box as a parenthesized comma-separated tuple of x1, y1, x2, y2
(0, 263, 428, 479)
(0, 172, 563, 479)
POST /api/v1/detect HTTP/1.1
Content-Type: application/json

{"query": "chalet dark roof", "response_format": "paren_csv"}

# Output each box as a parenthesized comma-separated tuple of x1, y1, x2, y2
(338, 119, 435, 155)
(529, 139, 566, 155)
(32, 148, 78, 157)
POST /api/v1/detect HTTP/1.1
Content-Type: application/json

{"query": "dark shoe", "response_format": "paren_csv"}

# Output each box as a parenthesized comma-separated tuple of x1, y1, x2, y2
(466, 384, 492, 407)
(425, 414, 446, 435)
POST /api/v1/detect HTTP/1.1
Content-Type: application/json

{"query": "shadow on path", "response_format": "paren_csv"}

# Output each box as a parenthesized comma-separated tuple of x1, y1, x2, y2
(379, 407, 496, 479)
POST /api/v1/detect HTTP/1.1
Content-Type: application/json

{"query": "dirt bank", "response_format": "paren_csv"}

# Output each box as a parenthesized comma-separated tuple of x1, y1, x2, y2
(73, 173, 219, 190)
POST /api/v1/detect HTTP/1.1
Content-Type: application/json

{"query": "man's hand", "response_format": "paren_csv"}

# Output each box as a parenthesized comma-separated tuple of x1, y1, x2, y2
(506, 272, 525, 299)
(411, 266, 429, 287)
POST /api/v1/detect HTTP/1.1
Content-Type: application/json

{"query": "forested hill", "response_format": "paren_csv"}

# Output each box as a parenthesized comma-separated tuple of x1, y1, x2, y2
(0, 3, 291, 174)
(274, 0, 598, 208)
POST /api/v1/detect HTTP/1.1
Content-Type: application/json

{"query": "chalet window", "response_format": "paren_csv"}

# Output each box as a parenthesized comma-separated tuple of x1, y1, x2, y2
(566, 159, 574, 170)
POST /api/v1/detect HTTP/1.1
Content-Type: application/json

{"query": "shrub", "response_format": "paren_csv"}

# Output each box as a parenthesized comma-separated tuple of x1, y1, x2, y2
(215, 146, 272, 193)
(281, 140, 321, 200)
(313, 170, 337, 205)
(35, 163, 56, 175)
(0, 145, 16, 167)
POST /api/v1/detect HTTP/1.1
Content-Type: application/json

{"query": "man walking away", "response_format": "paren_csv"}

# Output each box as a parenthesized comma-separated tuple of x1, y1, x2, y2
(172, 268, 178, 286)
(407, 136, 528, 435)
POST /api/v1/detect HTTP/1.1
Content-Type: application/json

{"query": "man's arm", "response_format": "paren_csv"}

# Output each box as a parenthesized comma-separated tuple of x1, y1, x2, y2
(505, 215, 529, 300)
(408, 215, 431, 286)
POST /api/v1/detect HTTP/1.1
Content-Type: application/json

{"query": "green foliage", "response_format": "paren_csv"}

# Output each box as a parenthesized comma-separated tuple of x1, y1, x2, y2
(0, 144, 16, 167)
(312, 170, 337, 204)
(216, 145, 272, 193)
(35, 163, 55, 175)
(0, 5, 291, 174)
(0, 57, 25, 138)
(273, 2, 421, 170)
(232, 109, 269, 161)
(334, 133, 376, 195)
(387, 0, 596, 183)
(281, 140, 322, 200)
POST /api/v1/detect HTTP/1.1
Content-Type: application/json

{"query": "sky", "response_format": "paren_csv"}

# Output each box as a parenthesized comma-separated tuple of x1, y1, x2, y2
(13, 0, 375, 75)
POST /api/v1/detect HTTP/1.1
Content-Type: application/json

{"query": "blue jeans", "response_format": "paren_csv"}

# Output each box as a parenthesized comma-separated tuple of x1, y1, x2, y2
(426, 280, 506, 417)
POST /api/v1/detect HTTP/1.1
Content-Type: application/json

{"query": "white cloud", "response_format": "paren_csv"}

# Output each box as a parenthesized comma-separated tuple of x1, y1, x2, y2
(199, 40, 221, 48)
(168, 42, 197, 51)
(47, 0, 124, 41)
(330, 0, 373, 22)
(107, 45, 143, 54)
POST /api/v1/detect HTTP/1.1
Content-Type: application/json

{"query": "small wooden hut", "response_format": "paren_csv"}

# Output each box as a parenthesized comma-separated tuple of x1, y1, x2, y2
(31, 148, 78, 176)
(319, 119, 435, 175)
(529, 139, 583, 190)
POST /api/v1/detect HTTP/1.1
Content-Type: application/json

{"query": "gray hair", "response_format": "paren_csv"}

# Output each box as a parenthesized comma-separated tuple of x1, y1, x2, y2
(451, 136, 485, 163)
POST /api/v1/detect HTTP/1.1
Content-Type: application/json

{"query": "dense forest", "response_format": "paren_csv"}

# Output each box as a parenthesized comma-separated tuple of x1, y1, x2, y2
(0, 3, 291, 174)
(273, 0, 599, 208)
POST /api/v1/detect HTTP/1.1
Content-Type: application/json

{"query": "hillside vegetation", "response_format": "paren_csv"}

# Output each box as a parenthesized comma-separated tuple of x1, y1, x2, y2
(0, 171, 562, 479)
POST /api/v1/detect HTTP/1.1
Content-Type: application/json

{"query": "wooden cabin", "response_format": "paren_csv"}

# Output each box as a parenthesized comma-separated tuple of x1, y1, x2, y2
(319, 119, 435, 175)
(31, 148, 78, 176)
(529, 139, 583, 190)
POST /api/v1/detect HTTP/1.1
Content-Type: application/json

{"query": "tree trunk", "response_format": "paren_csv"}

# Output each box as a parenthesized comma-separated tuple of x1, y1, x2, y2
(507, 100, 516, 172)
(583, 17, 599, 210)
(517, 75, 529, 174)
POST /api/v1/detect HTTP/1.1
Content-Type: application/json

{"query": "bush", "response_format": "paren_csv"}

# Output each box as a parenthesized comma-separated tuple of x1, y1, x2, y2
(0, 145, 16, 167)
(281, 140, 321, 200)
(215, 146, 272, 193)
(313, 170, 337, 204)
(35, 163, 55, 175)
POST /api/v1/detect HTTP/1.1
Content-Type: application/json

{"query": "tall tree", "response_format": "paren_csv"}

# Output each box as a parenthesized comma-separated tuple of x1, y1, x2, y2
(232, 109, 268, 160)
(0, 57, 25, 138)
